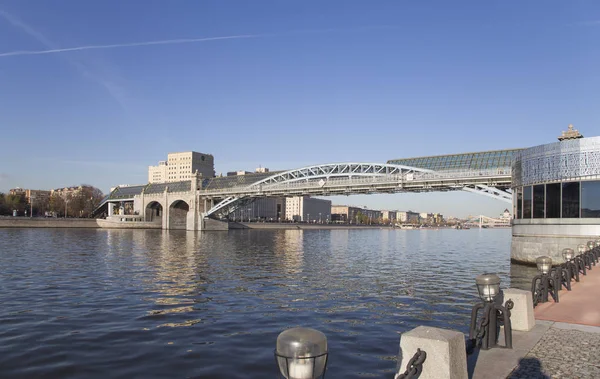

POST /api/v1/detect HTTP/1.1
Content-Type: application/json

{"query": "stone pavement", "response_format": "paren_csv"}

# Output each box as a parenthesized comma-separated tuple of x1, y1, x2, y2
(507, 322, 600, 379)
(470, 321, 600, 378)
(470, 264, 600, 378)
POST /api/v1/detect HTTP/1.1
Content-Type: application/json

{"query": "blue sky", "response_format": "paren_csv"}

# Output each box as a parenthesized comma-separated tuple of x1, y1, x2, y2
(0, 1, 598, 217)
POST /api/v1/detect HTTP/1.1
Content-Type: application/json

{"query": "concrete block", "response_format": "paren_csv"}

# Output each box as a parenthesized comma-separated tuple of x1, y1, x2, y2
(504, 288, 535, 331)
(396, 326, 467, 379)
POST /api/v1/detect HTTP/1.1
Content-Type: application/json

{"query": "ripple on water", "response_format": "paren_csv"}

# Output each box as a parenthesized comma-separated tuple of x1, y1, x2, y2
(0, 227, 528, 378)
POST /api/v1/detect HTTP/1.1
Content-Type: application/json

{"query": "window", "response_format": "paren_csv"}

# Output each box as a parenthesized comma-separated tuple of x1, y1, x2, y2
(545, 183, 560, 218)
(581, 181, 600, 218)
(523, 186, 532, 218)
(533, 185, 545, 218)
(516, 187, 522, 219)
(562, 182, 580, 218)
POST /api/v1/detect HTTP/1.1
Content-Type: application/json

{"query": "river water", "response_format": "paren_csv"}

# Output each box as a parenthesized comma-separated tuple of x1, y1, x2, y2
(0, 228, 535, 378)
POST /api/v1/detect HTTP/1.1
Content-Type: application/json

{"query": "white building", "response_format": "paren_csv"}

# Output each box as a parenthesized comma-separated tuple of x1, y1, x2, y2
(230, 197, 286, 221)
(148, 151, 215, 183)
(397, 211, 420, 224)
(286, 196, 331, 223)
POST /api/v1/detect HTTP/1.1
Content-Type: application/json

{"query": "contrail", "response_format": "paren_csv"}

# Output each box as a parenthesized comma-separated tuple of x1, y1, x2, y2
(0, 34, 264, 58)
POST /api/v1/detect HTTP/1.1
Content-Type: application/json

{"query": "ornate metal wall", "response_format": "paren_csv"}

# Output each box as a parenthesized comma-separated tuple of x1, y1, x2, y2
(512, 136, 600, 187)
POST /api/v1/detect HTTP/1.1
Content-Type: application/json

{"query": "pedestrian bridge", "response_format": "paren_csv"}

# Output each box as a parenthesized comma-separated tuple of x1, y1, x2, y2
(94, 148, 521, 229)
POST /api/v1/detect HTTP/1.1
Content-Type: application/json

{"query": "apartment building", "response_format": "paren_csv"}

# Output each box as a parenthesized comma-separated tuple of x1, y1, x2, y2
(148, 151, 215, 183)
(286, 196, 332, 222)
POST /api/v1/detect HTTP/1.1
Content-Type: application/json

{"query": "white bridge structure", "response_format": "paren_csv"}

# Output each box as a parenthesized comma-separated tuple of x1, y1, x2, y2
(95, 149, 520, 230)
(464, 215, 512, 228)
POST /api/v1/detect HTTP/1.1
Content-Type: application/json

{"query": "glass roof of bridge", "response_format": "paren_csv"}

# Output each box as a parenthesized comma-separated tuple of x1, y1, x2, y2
(201, 171, 283, 191)
(387, 149, 523, 172)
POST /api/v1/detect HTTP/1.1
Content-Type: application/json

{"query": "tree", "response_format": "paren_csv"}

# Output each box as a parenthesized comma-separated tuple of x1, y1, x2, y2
(49, 194, 65, 216)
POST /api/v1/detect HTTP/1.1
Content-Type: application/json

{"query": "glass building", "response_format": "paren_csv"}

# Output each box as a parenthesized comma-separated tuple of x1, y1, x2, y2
(511, 133, 600, 264)
(387, 149, 522, 173)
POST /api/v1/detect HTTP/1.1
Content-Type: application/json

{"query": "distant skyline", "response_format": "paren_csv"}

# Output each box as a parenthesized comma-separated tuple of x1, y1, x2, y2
(1, 1, 598, 217)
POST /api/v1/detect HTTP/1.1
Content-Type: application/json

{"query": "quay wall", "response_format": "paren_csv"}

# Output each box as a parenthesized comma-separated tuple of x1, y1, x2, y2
(229, 222, 394, 230)
(511, 219, 600, 265)
(0, 217, 100, 228)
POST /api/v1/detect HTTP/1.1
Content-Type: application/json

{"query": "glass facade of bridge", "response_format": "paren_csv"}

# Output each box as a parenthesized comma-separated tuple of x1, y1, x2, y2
(387, 149, 522, 172)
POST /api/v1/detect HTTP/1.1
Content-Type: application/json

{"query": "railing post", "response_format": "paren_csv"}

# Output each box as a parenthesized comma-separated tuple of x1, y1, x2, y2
(397, 326, 467, 379)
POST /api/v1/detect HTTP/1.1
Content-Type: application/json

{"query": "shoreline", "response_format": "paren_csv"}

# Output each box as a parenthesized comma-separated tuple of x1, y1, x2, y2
(0, 217, 462, 231)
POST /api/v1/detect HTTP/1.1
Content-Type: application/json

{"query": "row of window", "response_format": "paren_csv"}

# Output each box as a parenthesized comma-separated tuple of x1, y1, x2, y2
(515, 180, 600, 219)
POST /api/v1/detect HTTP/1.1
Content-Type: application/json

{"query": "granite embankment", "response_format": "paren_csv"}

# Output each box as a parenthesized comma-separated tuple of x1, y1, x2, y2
(0, 217, 99, 228)
(228, 222, 394, 230)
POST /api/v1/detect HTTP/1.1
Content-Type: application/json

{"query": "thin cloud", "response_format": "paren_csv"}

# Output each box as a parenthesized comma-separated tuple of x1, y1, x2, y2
(0, 8, 130, 108)
(0, 34, 263, 58)
(0, 23, 398, 59)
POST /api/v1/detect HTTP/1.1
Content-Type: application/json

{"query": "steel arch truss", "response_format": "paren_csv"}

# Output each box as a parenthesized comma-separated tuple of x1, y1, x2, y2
(248, 163, 433, 187)
(203, 163, 513, 218)
(462, 185, 512, 204)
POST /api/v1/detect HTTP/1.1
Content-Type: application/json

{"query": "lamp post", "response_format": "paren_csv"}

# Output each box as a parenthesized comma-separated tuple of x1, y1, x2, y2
(319, 212, 322, 224)
(275, 327, 328, 379)
(531, 256, 558, 306)
(307, 213, 310, 224)
(29, 196, 35, 218)
(576, 244, 588, 276)
(561, 248, 578, 285)
(468, 273, 513, 350)
(586, 241, 597, 266)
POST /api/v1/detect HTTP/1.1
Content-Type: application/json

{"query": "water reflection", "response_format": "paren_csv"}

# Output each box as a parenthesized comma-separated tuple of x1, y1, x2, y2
(0, 228, 524, 378)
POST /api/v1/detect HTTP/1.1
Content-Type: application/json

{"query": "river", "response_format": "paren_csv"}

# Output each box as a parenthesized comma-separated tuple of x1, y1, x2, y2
(0, 228, 535, 378)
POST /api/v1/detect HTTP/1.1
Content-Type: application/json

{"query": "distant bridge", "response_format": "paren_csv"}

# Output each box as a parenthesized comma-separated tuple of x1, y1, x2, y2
(464, 215, 511, 228)
(94, 148, 521, 230)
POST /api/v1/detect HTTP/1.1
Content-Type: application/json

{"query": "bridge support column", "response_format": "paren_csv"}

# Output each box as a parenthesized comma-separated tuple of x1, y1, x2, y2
(162, 188, 169, 230)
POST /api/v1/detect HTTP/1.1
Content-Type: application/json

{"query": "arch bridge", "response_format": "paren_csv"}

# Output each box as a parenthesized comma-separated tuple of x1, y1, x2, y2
(94, 149, 518, 230)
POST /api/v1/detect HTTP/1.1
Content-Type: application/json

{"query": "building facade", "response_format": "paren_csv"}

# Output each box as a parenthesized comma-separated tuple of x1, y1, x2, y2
(397, 211, 420, 224)
(511, 126, 600, 264)
(286, 196, 331, 222)
(381, 210, 397, 223)
(230, 197, 280, 221)
(148, 151, 215, 183)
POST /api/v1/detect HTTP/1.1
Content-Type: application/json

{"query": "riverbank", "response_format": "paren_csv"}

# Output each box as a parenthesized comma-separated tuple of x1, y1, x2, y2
(228, 222, 398, 230)
(0, 217, 99, 228)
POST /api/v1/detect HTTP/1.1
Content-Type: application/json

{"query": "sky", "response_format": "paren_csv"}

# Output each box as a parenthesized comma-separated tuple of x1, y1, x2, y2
(0, 1, 599, 218)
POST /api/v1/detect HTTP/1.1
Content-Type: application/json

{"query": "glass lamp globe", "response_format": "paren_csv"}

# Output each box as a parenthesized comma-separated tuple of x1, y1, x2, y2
(587, 241, 595, 250)
(578, 244, 586, 254)
(475, 273, 501, 302)
(276, 327, 328, 379)
(595, 240, 600, 247)
(536, 256, 552, 274)
(562, 248, 574, 261)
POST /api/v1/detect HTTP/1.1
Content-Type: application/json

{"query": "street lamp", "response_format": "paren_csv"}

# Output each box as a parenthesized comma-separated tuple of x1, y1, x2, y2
(561, 248, 577, 285)
(531, 256, 558, 306)
(307, 213, 310, 224)
(586, 241, 597, 266)
(576, 244, 588, 276)
(275, 327, 328, 379)
(468, 273, 513, 350)
(319, 212, 322, 224)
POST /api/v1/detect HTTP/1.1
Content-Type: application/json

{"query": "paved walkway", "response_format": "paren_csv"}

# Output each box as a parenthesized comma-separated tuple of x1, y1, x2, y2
(470, 262, 600, 378)
(534, 263, 600, 327)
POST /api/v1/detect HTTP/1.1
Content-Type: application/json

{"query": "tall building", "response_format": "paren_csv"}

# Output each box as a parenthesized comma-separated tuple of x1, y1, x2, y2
(397, 211, 420, 224)
(148, 151, 215, 183)
(381, 210, 397, 223)
(286, 196, 331, 222)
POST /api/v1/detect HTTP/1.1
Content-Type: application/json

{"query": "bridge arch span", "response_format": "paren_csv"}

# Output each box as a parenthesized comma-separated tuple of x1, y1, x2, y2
(168, 199, 190, 230)
(145, 200, 164, 223)
(247, 162, 434, 188)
